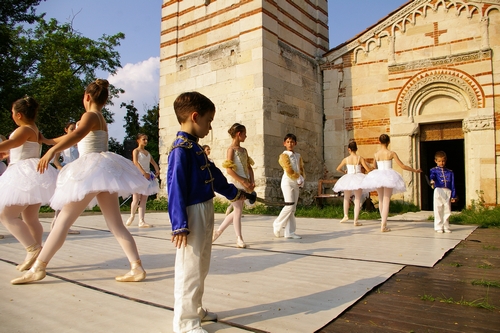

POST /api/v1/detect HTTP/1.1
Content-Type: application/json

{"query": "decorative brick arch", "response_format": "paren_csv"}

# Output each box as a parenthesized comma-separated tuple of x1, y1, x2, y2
(395, 68, 484, 117)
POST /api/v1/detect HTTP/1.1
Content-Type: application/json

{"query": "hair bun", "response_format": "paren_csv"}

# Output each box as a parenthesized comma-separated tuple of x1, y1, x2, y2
(95, 79, 110, 89)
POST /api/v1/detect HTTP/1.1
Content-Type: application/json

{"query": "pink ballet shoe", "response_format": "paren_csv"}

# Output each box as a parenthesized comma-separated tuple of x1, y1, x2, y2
(340, 216, 349, 223)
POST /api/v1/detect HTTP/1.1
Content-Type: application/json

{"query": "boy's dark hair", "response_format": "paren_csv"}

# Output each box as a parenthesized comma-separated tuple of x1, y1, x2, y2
(173, 92, 215, 124)
(435, 151, 447, 160)
(348, 140, 357, 152)
(12, 96, 39, 121)
(283, 133, 297, 142)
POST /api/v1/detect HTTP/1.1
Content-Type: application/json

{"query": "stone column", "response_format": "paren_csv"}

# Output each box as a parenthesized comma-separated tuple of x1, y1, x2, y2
(463, 115, 496, 206)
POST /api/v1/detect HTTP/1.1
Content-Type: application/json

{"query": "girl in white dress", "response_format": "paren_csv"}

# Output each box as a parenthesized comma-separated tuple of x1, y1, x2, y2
(126, 133, 160, 228)
(333, 140, 372, 226)
(11, 79, 150, 285)
(361, 134, 422, 232)
(52, 121, 79, 170)
(51, 121, 80, 235)
(212, 123, 255, 248)
(0, 96, 58, 272)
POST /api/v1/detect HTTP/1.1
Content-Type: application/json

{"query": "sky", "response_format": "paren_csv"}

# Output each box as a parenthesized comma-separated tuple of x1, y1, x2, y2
(34, 0, 409, 141)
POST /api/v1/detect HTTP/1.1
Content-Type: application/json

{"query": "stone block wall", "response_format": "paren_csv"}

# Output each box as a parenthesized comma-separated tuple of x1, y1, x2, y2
(322, 0, 500, 206)
(159, 0, 328, 203)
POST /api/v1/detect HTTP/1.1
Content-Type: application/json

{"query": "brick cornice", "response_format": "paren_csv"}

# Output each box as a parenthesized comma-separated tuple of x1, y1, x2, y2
(324, 0, 500, 61)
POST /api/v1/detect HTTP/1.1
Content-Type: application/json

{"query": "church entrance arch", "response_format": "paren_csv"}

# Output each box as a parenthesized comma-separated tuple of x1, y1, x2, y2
(419, 122, 465, 211)
(394, 68, 482, 209)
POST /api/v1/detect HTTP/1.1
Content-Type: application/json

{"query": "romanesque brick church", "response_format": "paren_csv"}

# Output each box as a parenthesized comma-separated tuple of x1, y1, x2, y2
(159, 0, 500, 209)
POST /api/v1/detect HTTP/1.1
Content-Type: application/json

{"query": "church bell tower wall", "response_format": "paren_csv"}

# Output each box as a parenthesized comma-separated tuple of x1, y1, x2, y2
(159, 0, 328, 202)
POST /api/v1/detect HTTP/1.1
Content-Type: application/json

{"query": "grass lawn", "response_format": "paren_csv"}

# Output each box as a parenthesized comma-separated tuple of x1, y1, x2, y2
(39, 193, 499, 229)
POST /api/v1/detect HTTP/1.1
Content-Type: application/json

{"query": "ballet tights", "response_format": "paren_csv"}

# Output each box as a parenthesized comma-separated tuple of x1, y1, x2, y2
(342, 189, 362, 222)
(37, 192, 141, 265)
(216, 200, 244, 237)
(376, 187, 393, 231)
(130, 193, 148, 220)
(0, 204, 43, 247)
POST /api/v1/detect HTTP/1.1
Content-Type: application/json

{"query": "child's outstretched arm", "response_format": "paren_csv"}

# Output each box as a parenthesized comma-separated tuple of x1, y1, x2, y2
(359, 157, 372, 172)
(0, 127, 33, 152)
(38, 112, 96, 173)
(392, 151, 422, 173)
(38, 131, 65, 146)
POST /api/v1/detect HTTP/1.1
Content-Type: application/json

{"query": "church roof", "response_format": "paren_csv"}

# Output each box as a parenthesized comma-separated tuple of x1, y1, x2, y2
(324, 0, 416, 60)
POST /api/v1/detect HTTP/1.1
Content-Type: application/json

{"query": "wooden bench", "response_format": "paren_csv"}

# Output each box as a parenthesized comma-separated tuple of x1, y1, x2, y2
(314, 178, 343, 207)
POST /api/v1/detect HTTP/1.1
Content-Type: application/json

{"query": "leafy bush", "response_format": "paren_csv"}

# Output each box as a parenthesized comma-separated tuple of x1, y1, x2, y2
(450, 191, 500, 228)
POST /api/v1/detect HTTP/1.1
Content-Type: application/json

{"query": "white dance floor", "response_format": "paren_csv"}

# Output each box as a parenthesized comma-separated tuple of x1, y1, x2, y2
(0, 212, 475, 333)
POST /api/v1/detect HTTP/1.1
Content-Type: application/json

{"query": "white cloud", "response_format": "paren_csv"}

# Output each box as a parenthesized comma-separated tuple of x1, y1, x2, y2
(106, 56, 160, 141)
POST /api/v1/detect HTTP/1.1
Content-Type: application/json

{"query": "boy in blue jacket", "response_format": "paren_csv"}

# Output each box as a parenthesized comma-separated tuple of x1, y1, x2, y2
(167, 92, 243, 333)
(429, 151, 457, 233)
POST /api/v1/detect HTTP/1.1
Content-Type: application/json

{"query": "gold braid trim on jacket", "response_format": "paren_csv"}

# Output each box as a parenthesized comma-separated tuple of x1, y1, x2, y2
(222, 160, 237, 170)
(278, 154, 300, 180)
(230, 189, 245, 202)
(299, 156, 306, 180)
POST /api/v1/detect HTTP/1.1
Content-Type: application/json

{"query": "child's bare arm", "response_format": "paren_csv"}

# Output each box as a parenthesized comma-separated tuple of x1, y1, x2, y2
(172, 232, 188, 249)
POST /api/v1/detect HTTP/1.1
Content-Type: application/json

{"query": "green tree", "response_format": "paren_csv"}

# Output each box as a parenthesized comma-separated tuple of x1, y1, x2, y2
(121, 100, 141, 159)
(0, 16, 125, 140)
(108, 137, 124, 155)
(0, 0, 44, 134)
(122, 100, 141, 141)
(141, 103, 159, 163)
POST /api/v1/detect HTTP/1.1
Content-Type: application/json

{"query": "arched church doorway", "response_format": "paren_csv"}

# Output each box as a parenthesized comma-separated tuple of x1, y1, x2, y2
(419, 122, 465, 211)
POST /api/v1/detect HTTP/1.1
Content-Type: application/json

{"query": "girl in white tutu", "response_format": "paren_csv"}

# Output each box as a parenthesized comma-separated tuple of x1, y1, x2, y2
(51, 121, 80, 235)
(125, 133, 160, 228)
(213, 123, 255, 248)
(334, 140, 372, 226)
(0, 96, 58, 272)
(11, 79, 150, 285)
(0, 134, 7, 176)
(361, 134, 422, 232)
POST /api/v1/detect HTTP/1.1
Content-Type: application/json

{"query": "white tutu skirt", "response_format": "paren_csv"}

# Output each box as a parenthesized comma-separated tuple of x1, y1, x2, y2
(361, 169, 406, 194)
(50, 152, 149, 210)
(333, 173, 367, 192)
(138, 177, 159, 196)
(0, 159, 58, 211)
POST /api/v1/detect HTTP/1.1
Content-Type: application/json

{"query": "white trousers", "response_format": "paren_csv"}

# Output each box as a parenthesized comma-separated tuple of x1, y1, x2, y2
(173, 200, 214, 333)
(433, 187, 451, 231)
(273, 178, 299, 237)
